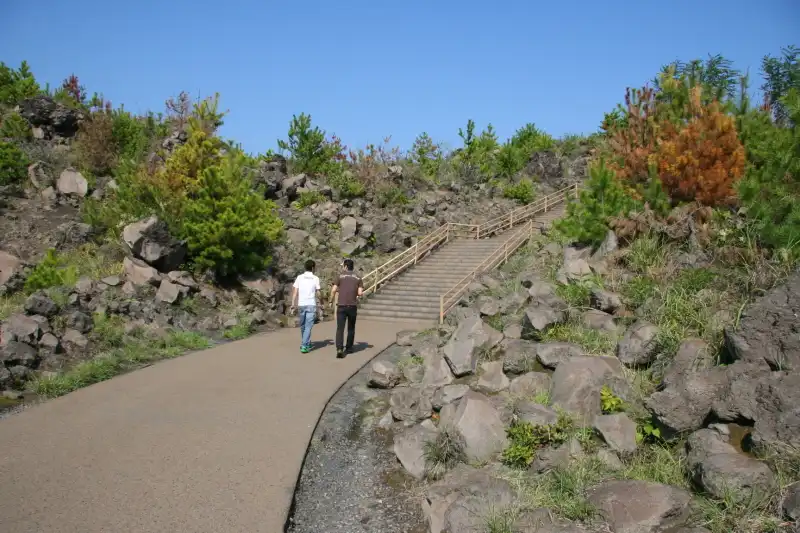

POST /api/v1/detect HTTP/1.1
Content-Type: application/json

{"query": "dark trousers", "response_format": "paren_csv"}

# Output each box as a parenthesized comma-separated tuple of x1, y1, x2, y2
(336, 305, 357, 351)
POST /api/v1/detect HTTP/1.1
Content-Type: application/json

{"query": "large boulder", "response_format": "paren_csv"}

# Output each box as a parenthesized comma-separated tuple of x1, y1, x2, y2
(19, 95, 84, 138)
(550, 355, 631, 422)
(393, 423, 437, 480)
(723, 270, 800, 370)
(587, 480, 692, 533)
(56, 168, 89, 197)
(450, 390, 507, 462)
(616, 320, 659, 367)
(442, 315, 503, 377)
(422, 465, 515, 533)
(389, 386, 432, 423)
(685, 428, 777, 502)
(122, 216, 187, 272)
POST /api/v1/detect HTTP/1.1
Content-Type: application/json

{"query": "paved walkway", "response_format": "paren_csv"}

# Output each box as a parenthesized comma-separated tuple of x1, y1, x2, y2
(0, 319, 425, 533)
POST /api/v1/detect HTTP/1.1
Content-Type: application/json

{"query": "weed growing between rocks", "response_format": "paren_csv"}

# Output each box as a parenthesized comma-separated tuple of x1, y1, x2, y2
(423, 424, 467, 481)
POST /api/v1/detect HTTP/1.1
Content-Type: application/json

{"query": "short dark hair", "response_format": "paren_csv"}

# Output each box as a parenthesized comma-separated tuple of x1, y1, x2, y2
(343, 259, 354, 271)
(304, 259, 315, 272)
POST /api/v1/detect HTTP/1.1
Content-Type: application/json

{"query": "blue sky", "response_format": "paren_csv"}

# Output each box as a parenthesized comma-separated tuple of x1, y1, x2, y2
(1, 0, 798, 155)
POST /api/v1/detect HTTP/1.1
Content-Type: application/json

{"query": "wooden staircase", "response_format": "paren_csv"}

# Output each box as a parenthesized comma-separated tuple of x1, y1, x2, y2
(358, 186, 575, 323)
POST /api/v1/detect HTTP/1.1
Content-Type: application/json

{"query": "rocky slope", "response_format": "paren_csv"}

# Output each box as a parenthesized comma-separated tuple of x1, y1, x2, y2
(339, 222, 799, 533)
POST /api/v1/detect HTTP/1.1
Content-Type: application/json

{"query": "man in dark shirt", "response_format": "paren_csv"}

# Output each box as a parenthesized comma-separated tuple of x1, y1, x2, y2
(330, 259, 364, 358)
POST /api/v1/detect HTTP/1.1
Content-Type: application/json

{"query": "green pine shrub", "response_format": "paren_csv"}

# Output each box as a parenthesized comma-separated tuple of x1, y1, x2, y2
(0, 140, 29, 186)
(502, 178, 536, 204)
(409, 132, 443, 182)
(0, 112, 32, 140)
(555, 159, 640, 247)
(181, 151, 284, 278)
(0, 61, 41, 106)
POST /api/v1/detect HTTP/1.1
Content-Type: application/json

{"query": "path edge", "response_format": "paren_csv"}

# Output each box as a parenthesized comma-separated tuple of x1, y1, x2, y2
(281, 340, 398, 532)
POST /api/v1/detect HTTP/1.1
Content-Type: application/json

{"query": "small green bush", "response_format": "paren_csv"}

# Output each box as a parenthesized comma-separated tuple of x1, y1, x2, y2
(0, 61, 41, 106)
(293, 190, 326, 208)
(0, 140, 29, 186)
(502, 413, 574, 468)
(375, 185, 408, 207)
(278, 112, 343, 176)
(409, 132, 442, 182)
(181, 151, 284, 278)
(502, 178, 536, 204)
(0, 112, 32, 140)
(24, 249, 77, 293)
(555, 159, 640, 247)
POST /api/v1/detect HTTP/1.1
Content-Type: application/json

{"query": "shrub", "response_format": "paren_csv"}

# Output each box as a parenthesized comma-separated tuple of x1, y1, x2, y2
(24, 249, 77, 292)
(423, 424, 467, 480)
(0, 112, 32, 140)
(375, 185, 408, 207)
(277, 113, 344, 176)
(409, 132, 442, 182)
(555, 160, 640, 247)
(0, 61, 41, 106)
(502, 178, 535, 204)
(657, 87, 746, 206)
(495, 123, 555, 179)
(74, 107, 117, 176)
(502, 413, 574, 468)
(293, 190, 326, 209)
(456, 119, 500, 180)
(181, 151, 284, 278)
(0, 140, 29, 186)
(738, 90, 800, 258)
(112, 107, 158, 166)
(347, 137, 401, 190)
(604, 85, 661, 185)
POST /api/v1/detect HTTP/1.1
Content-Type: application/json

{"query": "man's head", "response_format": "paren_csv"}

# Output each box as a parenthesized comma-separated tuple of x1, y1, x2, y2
(304, 259, 315, 273)
(343, 259, 354, 271)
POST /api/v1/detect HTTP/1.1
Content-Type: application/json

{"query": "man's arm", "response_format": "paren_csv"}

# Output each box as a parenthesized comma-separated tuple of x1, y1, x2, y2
(329, 279, 339, 308)
(357, 277, 364, 298)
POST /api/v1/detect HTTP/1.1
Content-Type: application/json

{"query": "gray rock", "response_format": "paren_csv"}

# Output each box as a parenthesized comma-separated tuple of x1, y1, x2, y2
(0, 341, 39, 368)
(64, 311, 93, 334)
(686, 428, 777, 502)
(340, 237, 367, 256)
(155, 279, 182, 304)
(24, 291, 59, 317)
(503, 323, 522, 339)
(593, 413, 638, 454)
(587, 480, 692, 533)
(2, 314, 43, 344)
(536, 342, 583, 369)
(123, 257, 161, 286)
(590, 288, 624, 313)
(509, 372, 551, 398)
(596, 448, 624, 471)
(442, 315, 503, 377)
(422, 352, 454, 388)
(122, 216, 187, 272)
(616, 320, 659, 366)
(647, 364, 729, 435)
(339, 216, 358, 241)
(782, 482, 800, 521)
(57, 168, 89, 197)
(167, 271, 198, 290)
(423, 465, 514, 533)
(476, 361, 510, 393)
(550, 355, 630, 422)
(501, 339, 539, 375)
(662, 338, 714, 388)
(522, 302, 565, 339)
(396, 330, 417, 346)
(0, 250, 23, 287)
(368, 361, 400, 389)
(61, 329, 89, 354)
(393, 423, 437, 480)
(531, 438, 584, 473)
(582, 309, 618, 332)
(432, 384, 469, 410)
(101, 275, 122, 287)
(516, 402, 559, 426)
(451, 390, 508, 462)
(723, 270, 800, 370)
(390, 387, 432, 423)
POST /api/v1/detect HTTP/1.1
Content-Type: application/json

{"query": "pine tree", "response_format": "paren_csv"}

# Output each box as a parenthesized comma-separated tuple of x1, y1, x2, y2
(181, 151, 284, 278)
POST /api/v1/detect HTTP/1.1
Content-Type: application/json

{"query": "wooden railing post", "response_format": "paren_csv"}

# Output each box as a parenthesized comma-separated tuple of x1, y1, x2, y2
(371, 267, 379, 294)
(413, 242, 419, 265)
(439, 295, 444, 324)
(510, 211, 514, 230)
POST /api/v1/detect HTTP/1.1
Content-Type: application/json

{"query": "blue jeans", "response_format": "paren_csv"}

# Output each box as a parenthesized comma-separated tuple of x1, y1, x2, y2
(298, 305, 316, 348)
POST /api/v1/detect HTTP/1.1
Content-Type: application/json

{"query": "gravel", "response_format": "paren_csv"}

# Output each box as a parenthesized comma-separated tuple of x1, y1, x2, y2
(287, 343, 427, 533)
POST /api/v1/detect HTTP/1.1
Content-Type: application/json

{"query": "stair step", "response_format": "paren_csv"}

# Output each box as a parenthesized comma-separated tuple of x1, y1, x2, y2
(361, 300, 440, 313)
(359, 309, 439, 320)
(366, 293, 440, 304)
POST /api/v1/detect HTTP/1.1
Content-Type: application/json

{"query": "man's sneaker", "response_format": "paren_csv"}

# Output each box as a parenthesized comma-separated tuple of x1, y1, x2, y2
(300, 346, 309, 354)
(336, 349, 345, 359)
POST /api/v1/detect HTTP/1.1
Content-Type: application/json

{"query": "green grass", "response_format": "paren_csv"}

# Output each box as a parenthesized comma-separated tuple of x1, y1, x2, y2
(0, 292, 26, 320)
(33, 329, 211, 398)
(543, 320, 619, 356)
(423, 424, 467, 480)
(223, 320, 254, 340)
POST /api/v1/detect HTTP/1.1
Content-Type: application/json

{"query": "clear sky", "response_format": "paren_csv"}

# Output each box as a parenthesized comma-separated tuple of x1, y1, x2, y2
(1, 0, 798, 155)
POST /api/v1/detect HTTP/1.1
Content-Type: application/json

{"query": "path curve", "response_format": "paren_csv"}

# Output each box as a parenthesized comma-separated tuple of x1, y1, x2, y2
(0, 319, 425, 533)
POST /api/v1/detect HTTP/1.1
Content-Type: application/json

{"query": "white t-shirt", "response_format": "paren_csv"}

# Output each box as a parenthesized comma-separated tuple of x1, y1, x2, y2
(293, 271, 320, 307)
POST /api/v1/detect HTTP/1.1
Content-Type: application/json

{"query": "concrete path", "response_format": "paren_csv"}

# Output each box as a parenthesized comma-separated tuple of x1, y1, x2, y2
(0, 319, 426, 533)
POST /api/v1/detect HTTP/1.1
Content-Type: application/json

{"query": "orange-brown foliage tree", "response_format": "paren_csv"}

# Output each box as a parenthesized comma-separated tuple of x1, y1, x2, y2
(605, 86, 662, 187)
(657, 86, 746, 206)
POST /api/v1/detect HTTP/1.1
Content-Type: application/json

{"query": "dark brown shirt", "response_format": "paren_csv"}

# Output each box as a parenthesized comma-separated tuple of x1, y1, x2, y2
(336, 271, 363, 306)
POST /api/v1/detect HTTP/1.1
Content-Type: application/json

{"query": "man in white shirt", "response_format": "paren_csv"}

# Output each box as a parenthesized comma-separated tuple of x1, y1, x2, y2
(291, 259, 321, 353)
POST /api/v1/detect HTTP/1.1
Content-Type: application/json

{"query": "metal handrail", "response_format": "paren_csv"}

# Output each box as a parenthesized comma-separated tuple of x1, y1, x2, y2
(438, 219, 538, 323)
(359, 183, 579, 298)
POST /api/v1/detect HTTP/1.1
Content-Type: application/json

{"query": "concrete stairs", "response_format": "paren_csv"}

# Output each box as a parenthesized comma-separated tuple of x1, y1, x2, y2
(359, 203, 567, 322)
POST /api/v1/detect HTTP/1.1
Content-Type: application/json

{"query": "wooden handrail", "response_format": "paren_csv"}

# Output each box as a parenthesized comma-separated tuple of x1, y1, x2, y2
(359, 183, 578, 298)
(438, 220, 537, 323)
